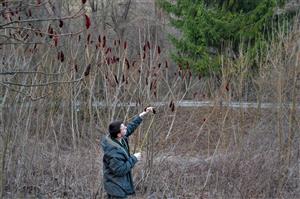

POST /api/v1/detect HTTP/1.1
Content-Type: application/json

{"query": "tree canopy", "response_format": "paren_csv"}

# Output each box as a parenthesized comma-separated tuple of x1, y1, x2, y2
(157, 0, 289, 74)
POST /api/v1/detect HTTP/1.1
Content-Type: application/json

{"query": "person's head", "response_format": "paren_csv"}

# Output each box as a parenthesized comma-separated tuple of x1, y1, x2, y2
(108, 120, 127, 139)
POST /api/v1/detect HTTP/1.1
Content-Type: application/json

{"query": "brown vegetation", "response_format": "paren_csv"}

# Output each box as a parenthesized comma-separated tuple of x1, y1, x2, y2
(0, 1, 299, 198)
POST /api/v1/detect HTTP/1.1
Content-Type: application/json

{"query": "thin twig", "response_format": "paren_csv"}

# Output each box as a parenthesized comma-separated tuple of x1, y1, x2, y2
(0, 71, 66, 76)
(0, 7, 84, 27)
(139, 115, 155, 152)
(0, 82, 49, 101)
(2, 77, 83, 87)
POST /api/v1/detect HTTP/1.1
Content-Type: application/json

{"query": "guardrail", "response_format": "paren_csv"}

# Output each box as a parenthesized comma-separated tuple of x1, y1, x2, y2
(1, 100, 299, 110)
(90, 100, 300, 109)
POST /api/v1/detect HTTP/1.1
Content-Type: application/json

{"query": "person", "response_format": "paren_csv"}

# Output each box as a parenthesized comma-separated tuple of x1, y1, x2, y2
(101, 107, 155, 199)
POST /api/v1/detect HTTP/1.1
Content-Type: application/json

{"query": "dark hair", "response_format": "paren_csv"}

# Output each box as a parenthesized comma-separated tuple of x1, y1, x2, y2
(108, 121, 122, 138)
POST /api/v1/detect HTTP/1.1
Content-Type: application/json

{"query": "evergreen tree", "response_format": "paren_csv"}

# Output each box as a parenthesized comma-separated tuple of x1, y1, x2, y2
(158, 0, 288, 74)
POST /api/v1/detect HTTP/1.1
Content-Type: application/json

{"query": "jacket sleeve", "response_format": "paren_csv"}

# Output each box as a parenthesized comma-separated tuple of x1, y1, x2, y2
(108, 154, 138, 177)
(125, 116, 143, 137)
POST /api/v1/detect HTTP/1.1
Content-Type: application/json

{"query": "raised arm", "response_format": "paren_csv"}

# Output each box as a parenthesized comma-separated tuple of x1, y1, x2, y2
(125, 116, 143, 137)
(125, 107, 155, 137)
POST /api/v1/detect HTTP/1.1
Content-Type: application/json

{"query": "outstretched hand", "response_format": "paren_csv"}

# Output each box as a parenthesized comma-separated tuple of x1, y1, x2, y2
(139, 106, 156, 117)
(144, 106, 156, 114)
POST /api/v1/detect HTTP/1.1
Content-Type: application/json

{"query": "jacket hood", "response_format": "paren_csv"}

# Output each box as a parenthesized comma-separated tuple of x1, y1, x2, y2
(101, 135, 129, 158)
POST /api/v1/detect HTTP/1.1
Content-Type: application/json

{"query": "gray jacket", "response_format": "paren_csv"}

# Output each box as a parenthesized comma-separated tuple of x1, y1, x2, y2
(101, 116, 143, 197)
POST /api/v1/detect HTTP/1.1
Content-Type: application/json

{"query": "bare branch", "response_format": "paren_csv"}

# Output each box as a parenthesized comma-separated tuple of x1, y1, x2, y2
(1, 77, 84, 87)
(0, 81, 49, 101)
(0, 7, 85, 28)
(0, 41, 46, 45)
(2, 26, 84, 37)
(0, 71, 66, 76)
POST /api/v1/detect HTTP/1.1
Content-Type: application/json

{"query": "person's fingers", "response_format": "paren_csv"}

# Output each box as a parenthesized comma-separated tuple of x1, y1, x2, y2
(134, 152, 142, 160)
(146, 107, 154, 112)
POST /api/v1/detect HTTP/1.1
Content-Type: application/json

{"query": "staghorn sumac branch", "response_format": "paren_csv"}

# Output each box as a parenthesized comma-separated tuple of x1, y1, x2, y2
(0, 70, 66, 76)
(0, 8, 84, 28)
(0, 82, 51, 101)
(2, 77, 84, 87)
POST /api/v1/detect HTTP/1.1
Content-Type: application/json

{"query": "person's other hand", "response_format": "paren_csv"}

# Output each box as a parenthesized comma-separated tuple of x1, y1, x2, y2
(133, 152, 141, 161)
